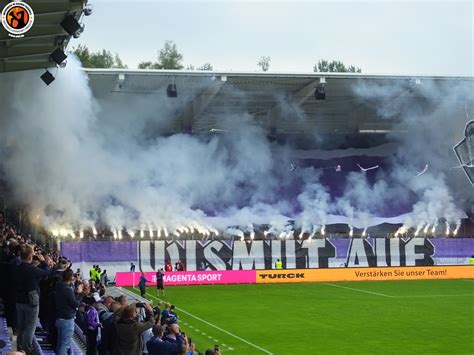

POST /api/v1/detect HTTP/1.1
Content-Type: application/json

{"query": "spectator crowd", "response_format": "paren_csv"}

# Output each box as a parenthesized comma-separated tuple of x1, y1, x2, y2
(0, 212, 220, 355)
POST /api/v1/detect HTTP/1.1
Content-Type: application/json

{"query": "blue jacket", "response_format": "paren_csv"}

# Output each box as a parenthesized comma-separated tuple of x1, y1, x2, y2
(146, 335, 184, 355)
(55, 282, 81, 319)
(15, 261, 50, 304)
(139, 275, 149, 288)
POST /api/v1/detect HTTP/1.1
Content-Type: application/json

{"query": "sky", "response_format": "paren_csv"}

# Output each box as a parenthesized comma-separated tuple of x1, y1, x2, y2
(76, 1, 473, 76)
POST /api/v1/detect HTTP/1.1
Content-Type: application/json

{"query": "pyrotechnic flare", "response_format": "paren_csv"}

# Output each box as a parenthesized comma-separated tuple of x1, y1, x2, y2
(415, 223, 424, 237)
(79, 230, 84, 239)
(453, 221, 460, 236)
(349, 226, 353, 237)
(445, 221, 450, 236)
(164, 227, 169, 237)
(148, 225, 153, 238)
(92, 226, 97, 237)
(423, 224, 430, 234)
(140, 228, 144, 239)
(321, 225, 326, 236)
(362, 227, 367, 237)
(250, 231, 255, 240)
(431, 224, 436, 235)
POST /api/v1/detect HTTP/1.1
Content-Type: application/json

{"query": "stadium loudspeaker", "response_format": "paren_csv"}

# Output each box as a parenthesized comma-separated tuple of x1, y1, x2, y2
(50, 48, 67, 65)
(315, 85, 326, 100)
(61, 15, 81, 35)
(167, 83, 178, 97)
(40, 70, 55, 86)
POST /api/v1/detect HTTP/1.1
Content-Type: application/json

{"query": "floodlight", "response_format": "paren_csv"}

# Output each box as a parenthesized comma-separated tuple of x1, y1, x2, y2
(40, 70, 55, 85)
(50, 48, 67, 65)
(61, 15, 81, 35)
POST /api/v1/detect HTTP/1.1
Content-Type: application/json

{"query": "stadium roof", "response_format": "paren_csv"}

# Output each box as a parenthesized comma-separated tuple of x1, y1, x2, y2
(85, 69, 474, 138)
(0, 0, 86, 73)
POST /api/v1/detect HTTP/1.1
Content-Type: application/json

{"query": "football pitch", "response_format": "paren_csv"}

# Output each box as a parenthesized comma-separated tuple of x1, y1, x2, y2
(128, 279, 474, 354)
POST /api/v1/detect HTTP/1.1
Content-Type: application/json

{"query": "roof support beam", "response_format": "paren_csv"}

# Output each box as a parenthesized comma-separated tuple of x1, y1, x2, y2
(179, 80, 224, 133)
(266, 79, 319, 135)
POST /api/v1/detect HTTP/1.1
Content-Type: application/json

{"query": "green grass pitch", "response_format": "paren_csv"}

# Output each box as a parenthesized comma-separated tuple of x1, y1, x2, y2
(128, 279, 474, 354)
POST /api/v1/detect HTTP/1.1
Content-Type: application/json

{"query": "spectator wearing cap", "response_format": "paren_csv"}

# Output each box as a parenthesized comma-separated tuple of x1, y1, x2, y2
(15, 245, 51, 354)
(55, 268, 83, 355)
(114, 303, 155, 355)
(147, 324, 185, 355)
(98, 300, 121, 355)
(161, 304, 178, 325)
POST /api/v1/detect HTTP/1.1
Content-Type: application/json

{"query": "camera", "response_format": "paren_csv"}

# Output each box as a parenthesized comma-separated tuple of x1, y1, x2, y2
(136, 302, 146, 308)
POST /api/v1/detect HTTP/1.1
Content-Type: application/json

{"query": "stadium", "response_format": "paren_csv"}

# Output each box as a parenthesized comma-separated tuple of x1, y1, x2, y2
(0, 1, 473, 355)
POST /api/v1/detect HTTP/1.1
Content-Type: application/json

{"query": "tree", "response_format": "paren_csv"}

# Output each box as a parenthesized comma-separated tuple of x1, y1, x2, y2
(257, 56, 271, 71)
(157, 40, 184, 69)
(72, 44, 128, 68)
(313, 59, 361, 73)
(138, 61, 158, 69)
(197, 63, 213, 71)
(113, 54, 127, 69)
(138, 40, 184, 70)
(185, 63, 213, 71)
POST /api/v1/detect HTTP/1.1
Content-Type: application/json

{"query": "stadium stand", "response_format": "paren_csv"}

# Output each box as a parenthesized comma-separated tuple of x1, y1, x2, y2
(0, 210, 199, 355)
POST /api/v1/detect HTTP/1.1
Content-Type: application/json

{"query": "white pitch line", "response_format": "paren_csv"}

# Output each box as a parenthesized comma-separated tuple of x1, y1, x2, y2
(396, 294, 474, 298)
(322, 283, 395, 298)
(145, 292, 274, 355)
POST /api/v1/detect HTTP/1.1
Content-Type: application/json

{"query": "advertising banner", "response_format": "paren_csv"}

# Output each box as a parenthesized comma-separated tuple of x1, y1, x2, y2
(256, 265, 473, 283)
(115, 270, 256, 287)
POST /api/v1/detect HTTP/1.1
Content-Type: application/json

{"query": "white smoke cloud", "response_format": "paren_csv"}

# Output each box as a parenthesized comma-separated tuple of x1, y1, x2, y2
(0, 59, 471, 237)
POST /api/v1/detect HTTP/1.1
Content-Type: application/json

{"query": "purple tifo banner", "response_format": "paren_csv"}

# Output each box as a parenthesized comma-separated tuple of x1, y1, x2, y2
(61, 241, 137, 263)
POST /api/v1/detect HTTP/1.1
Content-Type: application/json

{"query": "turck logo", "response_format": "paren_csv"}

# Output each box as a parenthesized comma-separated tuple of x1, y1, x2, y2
(259, 273, 305, 279)
(1, 2, 34, 38)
